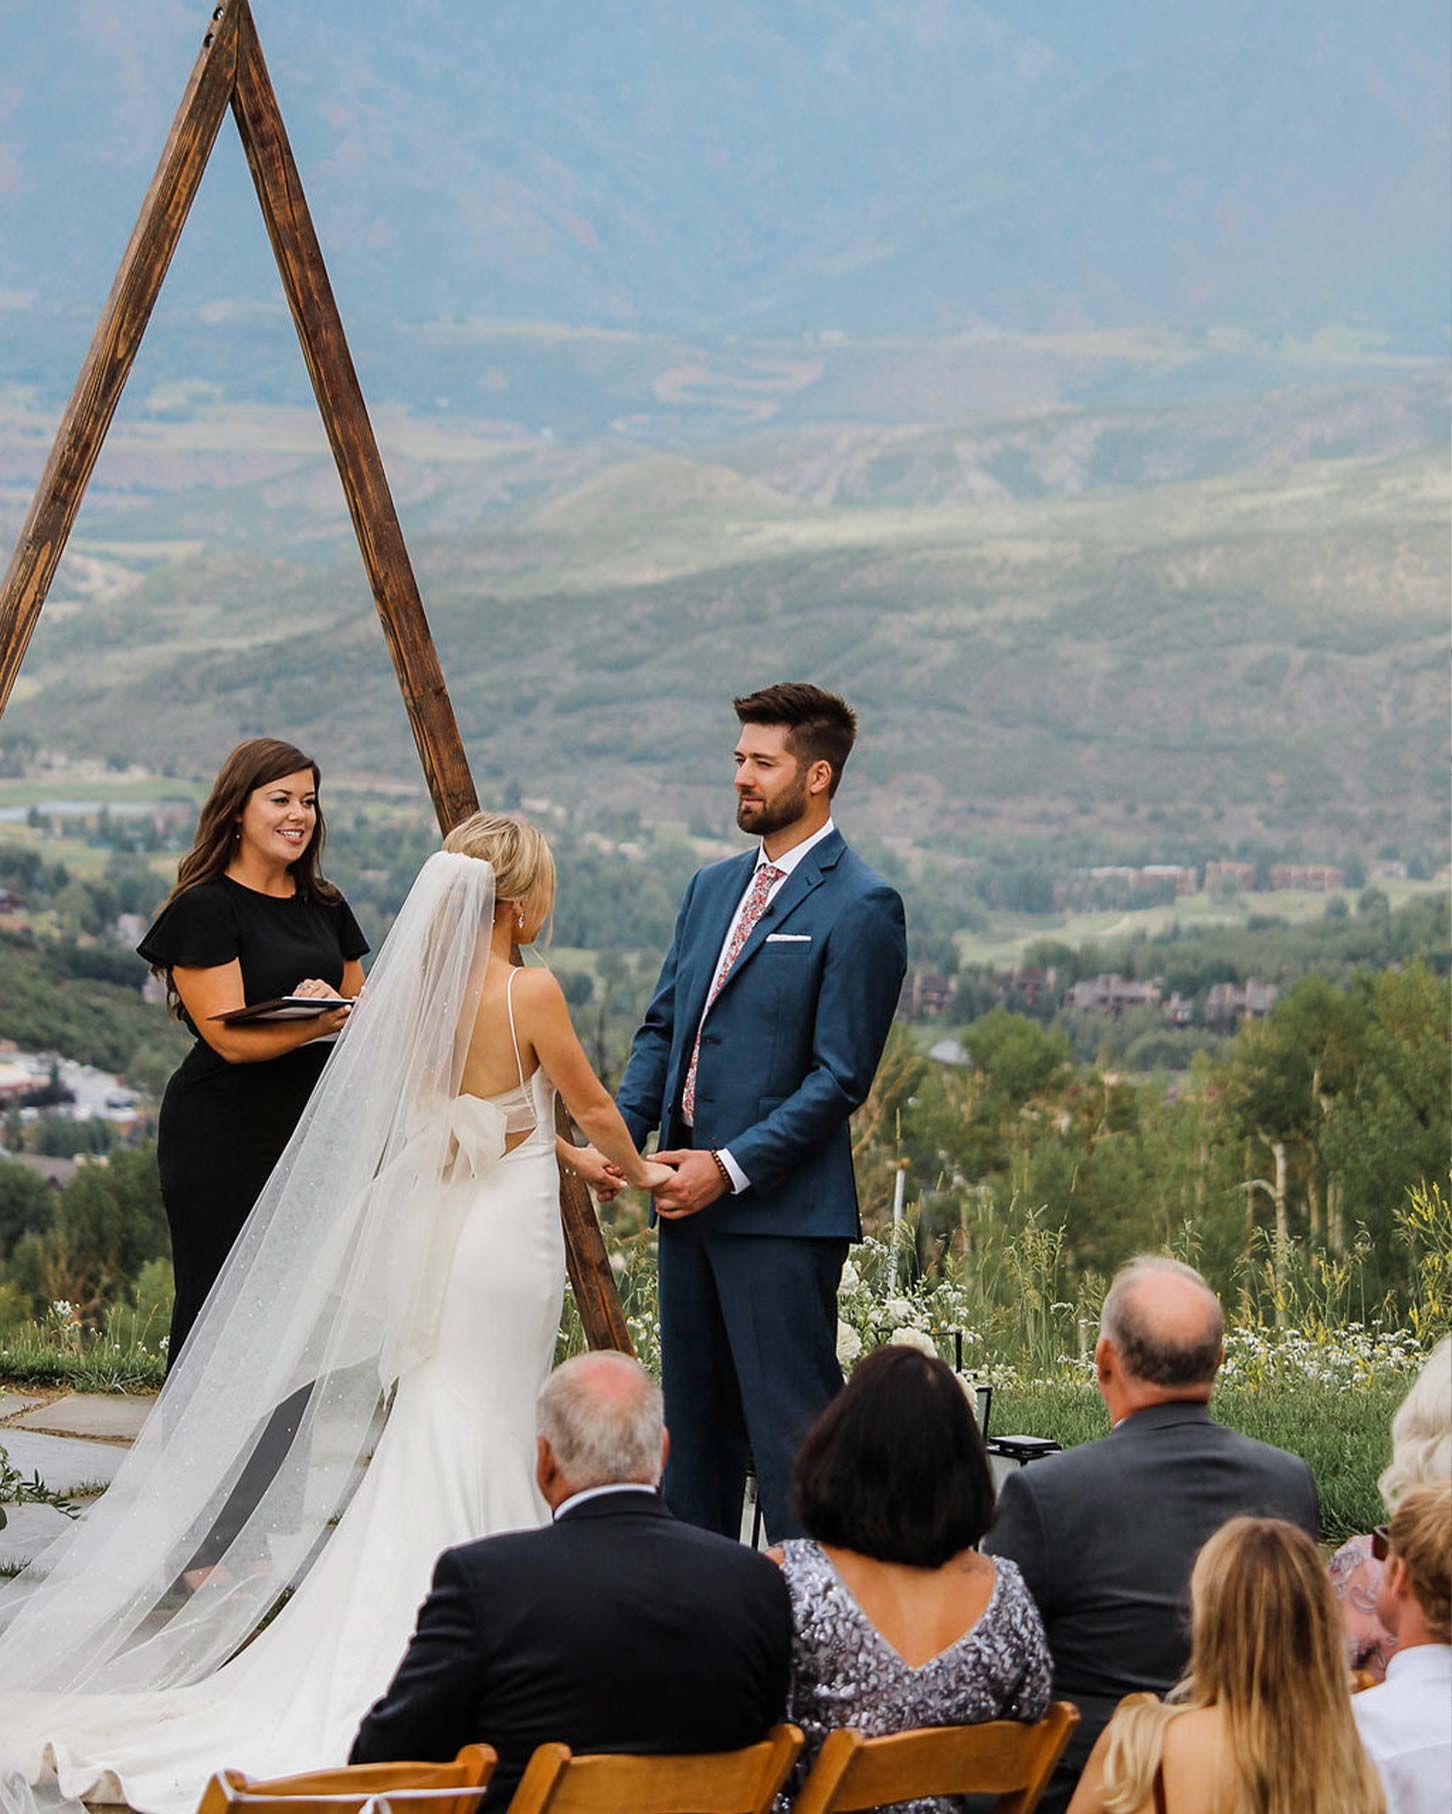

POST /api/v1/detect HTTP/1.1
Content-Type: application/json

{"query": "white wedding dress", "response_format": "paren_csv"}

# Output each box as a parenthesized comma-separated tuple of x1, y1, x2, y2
(0, 856, 567, 1814)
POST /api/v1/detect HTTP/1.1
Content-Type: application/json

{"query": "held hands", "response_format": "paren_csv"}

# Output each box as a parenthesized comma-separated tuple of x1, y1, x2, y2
(564, 1143, 626, 1203)
(650, 1148, 729, 1220)
(565, 1144, 729, 1218)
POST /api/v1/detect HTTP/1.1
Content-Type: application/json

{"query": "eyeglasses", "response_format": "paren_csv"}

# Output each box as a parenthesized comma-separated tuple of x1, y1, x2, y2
(1371, 1524, 1392, 1562)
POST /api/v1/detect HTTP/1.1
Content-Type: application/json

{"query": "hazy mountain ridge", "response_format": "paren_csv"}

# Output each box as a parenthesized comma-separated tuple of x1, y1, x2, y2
(1, 1, 1446, 350)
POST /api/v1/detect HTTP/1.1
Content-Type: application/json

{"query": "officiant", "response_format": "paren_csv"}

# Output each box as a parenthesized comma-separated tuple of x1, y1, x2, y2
(138, 738, 368, 1373)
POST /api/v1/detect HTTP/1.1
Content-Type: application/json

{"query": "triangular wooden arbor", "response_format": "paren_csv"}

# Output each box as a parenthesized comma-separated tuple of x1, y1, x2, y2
(0, 0, 631, 1355)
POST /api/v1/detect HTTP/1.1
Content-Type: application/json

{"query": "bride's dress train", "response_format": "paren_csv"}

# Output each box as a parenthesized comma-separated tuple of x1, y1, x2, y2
(0, 856, 566, 1814)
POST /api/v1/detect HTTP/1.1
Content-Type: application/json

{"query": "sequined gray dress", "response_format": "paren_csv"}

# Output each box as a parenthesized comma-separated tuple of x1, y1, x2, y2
(779, 1540, 1052, 1813)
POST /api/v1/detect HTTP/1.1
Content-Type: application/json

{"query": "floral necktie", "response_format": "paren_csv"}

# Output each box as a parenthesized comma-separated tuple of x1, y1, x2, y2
(681, 862, 785, 1122)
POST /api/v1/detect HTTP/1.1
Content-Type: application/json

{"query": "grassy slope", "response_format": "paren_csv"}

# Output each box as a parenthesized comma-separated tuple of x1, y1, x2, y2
(10, 445, 1446, 860)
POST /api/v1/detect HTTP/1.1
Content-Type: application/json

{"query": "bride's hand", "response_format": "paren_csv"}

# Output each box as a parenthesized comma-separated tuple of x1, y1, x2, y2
(562, 1142, 625, 1202)
(637, 1160, 675, 1194)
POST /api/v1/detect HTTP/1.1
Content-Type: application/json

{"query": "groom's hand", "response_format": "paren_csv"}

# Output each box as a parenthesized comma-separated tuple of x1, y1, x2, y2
(651, 1149, 727, 1219)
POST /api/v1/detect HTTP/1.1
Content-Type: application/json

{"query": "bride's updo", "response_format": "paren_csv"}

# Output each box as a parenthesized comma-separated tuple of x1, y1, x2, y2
(443, 810, 556, 934)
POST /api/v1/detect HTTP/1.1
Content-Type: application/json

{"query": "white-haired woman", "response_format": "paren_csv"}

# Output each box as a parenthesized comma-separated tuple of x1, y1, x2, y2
(1329, 1334, 1451, 1681)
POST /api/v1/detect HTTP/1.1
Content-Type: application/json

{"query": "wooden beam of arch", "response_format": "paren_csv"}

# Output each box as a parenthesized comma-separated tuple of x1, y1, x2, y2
(0, 0, 632, 1356)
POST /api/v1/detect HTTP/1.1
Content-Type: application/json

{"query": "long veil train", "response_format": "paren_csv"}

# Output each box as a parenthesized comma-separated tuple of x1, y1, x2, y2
(0, 851, 508, 1779)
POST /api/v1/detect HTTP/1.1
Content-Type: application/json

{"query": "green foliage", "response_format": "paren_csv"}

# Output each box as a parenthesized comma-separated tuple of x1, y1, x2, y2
(0, 1297, 167, 1392)
(8, 1146, 168, 1324)
(0, 932, 188, 1078)
(0, 1161, 55, 1258)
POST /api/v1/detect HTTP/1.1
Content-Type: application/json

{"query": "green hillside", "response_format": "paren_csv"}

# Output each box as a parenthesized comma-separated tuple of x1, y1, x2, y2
(8, 420, 1446, 866)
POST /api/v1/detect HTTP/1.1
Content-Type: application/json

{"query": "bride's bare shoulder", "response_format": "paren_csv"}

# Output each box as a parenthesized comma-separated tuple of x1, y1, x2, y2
(506, 965, 566, 1011)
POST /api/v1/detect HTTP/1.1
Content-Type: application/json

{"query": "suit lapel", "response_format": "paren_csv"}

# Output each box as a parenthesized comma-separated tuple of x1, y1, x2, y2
(712, 829, 844, 1004)
(681, 851, 757, 1034)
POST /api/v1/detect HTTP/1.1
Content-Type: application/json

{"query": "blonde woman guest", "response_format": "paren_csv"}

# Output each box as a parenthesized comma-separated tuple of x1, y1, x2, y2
(1330, 1336, 1452, 1681)
(1067, 1516, 1384, 1814)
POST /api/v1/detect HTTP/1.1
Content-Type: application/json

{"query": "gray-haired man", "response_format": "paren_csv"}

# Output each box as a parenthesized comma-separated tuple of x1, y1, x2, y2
(352, 1352, 791, 1806)
(983, 1256, 1319, 1811)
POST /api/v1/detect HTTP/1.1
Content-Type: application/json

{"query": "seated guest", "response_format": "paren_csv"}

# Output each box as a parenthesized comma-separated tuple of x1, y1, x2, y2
(773, 1344, 1050, 1804)
(1067, 1515, 1384, 1814)
(984, 1256, 1319, 1811)
(1353, 1483, 1452, 1814)
(1331, 1336, 1451, 1682)
(351, 1351, 791, 1807)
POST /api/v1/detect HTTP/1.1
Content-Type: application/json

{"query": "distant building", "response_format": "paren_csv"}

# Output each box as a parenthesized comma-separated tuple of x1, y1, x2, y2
(1163, 992, 1195, 1027)
(1067, 974, 1162, 1017)
(1136, 865, 1199, 896)
(901, 969, 956, 1017)
(0, 889, 28, 915)
(1203, 979, 1279, 1026)
(928, 1038, 970, 1069)
(1, 1151, 77, 1190)
(1204, 861, 1257, 892)
(1270, 864, 1346, 893)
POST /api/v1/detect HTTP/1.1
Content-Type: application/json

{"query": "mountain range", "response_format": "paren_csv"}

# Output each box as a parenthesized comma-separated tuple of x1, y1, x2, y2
(0, 0, 1446, 392)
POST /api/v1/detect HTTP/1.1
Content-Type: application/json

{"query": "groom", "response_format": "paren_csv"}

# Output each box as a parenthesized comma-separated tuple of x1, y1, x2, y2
(601, 683, 905, 1541)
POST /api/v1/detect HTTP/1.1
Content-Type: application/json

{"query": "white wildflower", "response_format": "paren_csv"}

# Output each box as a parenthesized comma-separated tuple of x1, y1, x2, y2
(886, 1326, 938, 1358)
(836, 1321, 863, 1367)
(883, 1297, 919, 1327)
(838, 1260, 861, 1294)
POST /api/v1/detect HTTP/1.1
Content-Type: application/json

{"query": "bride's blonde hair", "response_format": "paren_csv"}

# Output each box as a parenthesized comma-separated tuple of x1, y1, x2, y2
(1101, 1517, 1383, 1814)
(442, 811, 556, 936)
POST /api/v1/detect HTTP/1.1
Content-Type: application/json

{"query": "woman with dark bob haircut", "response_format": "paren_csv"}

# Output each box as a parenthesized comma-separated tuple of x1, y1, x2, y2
(773, 1345, 1052, 1805)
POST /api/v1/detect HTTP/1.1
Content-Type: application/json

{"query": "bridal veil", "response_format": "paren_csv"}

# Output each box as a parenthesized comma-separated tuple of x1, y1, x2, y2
(0, 851, 506, 1700)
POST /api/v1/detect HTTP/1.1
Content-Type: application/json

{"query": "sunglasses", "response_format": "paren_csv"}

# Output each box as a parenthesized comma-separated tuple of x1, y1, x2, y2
(1371, 1524, 1392, 1562)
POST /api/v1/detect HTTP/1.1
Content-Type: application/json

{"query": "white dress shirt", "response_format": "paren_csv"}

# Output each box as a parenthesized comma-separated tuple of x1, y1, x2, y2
(690, 818, 836, 1193)
(1353, 1644, 1452, 1814)
(553, 1482, 657, 1520)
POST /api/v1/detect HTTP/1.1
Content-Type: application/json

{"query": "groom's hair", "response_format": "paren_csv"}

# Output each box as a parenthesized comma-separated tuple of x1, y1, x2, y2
(537, 1351, 664, 1490)
(733, 682, 857, 797)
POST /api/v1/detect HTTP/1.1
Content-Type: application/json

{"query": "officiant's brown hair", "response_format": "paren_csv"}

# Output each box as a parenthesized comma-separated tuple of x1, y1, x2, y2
(164, 737, 338, 912)
(150, 738, 340, 1014)
(734, 682, 857, 796)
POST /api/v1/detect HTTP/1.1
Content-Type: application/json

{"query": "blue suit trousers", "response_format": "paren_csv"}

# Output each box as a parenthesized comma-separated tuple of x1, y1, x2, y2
(657, 1208, 846, 1542)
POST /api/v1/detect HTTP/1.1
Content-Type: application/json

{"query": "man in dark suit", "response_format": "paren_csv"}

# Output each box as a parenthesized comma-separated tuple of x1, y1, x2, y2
(350, 1352, 791, 1807)
(581, 683, 906, 1543)
(983, 1256, 1320, 1812)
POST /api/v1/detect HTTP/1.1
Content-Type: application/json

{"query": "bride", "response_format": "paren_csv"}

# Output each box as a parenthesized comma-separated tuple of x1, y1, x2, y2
(0, 813, 669, 1814)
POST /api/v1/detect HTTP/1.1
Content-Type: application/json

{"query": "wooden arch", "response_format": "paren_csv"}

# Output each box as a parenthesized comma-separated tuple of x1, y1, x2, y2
(0, 0, 631, 1353)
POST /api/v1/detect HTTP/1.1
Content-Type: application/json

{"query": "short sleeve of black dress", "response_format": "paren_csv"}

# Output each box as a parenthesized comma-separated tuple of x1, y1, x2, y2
(137, 882, 240, 981)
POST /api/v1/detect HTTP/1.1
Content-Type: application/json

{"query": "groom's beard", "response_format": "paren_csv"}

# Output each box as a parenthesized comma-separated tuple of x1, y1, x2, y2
(737, 776, 809, 838)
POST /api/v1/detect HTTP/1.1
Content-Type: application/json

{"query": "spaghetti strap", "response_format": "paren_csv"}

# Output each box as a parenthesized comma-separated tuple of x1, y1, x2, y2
(504, 967, 527, 1092)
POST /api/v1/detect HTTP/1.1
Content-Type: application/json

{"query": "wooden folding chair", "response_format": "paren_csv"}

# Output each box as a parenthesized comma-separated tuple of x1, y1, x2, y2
(196, 1745, 495, 1814)
(506, 1724, 803, 1814)
(792, 1705, 1080, 1814)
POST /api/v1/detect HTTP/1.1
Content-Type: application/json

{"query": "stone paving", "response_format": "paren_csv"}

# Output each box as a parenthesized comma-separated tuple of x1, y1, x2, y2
(0, 1388, 153, 1569)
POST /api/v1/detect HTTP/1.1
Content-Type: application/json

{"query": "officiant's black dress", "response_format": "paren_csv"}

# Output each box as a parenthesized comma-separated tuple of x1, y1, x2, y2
(138, 876, 368, 1370)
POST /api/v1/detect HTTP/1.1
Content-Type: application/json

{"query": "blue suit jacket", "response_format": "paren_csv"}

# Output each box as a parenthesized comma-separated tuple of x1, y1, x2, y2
(617, 828, 907, 1239)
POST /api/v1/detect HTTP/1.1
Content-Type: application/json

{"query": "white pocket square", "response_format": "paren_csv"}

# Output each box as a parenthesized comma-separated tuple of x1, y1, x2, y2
(765, 933, 812, 943)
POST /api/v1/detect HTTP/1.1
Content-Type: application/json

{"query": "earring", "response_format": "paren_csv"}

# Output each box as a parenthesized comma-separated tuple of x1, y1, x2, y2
(515, 907, 525, 930)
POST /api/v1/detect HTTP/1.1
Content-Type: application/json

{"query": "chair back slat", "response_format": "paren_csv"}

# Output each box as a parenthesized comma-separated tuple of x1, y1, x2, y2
(197, 1745, 495, 1814)
(792, 1706, 1079, 1814)
(506, 1725, 802, 1814)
